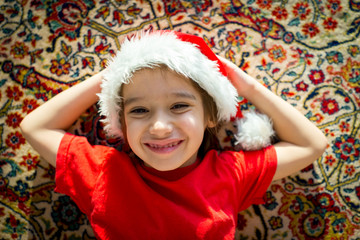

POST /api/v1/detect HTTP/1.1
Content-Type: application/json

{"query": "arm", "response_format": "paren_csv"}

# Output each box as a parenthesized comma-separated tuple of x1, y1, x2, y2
(20, 71, 103, 167)
(219, 57, 328, 180)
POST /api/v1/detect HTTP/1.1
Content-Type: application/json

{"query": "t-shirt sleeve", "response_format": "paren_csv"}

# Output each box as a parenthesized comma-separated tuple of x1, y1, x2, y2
(226, 146, 277, 212)
(54, 133, 110, 215)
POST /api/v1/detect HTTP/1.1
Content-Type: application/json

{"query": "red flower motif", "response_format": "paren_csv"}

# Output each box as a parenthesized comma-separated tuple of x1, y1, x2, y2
(315, 193, 335, 210)
(333, 135, 360, 162)
(296, 81, 309, 91)
(5, 113, 23, 128)
(293, 2, 311, 20)
(20, 153, 40, 171)
(268, 45, 287, 63)
(324, 155, 336, 167)
(339, 121, 350, 132)
(321, 98, 339, 115)
(5, 132, 26, 150)
(256, 0, 272, 9)
(344, 165, 356, 176)
(50, 58, 71, 76)
(323, 17, 338, 31)
(22, 99, 40, 114)
(292, 48, 314, 65)
(6, 86, 24, 101)
(309, 69, 325, 85)
(302, 22, 320, 38)
(272, 6, 288, 20)
(326, 0, 342, 15)
(226, 29, 247, 47)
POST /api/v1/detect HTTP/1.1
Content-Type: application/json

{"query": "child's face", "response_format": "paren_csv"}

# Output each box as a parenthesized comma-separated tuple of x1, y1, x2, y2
(122, 67, 210, 171)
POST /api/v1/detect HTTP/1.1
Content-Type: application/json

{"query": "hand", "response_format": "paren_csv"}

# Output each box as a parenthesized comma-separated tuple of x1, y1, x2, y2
(217, 56, 257, 98)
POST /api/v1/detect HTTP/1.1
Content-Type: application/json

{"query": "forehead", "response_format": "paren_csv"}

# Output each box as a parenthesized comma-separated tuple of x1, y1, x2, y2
(122, 67, 200, 96)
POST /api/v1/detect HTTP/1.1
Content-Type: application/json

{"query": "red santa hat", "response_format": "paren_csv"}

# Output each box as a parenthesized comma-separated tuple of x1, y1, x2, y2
(98, 30, 274, 150)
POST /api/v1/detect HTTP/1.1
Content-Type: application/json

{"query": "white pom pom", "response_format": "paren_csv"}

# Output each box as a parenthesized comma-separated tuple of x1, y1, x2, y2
(234, 111, 275, 151)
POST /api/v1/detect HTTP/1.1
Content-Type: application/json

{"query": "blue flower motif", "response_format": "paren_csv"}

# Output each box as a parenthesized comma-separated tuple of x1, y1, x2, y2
(51, 195, 86, 231)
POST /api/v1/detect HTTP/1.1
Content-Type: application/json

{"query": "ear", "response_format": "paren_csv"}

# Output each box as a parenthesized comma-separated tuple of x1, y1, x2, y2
(206, 119, 217, 129)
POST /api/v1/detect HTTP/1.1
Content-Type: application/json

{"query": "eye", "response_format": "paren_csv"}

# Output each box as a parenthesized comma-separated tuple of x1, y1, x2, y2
(171, 103, 190, 112)
(129, 107, 149, 114)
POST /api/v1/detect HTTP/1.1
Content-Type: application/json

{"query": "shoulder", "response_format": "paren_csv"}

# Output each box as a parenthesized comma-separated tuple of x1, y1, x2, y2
(58, 133, 129, 164)
(208, 146, 275, 160)
(205, 146, 277, 172)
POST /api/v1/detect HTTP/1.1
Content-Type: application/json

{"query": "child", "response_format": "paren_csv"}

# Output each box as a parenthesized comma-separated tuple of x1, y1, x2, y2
(20, 30, 327, 239)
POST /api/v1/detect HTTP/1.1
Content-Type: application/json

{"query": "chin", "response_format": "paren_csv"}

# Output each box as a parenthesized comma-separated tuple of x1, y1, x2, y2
(147, 158, 191, 171)
(149, 162, 181, 171)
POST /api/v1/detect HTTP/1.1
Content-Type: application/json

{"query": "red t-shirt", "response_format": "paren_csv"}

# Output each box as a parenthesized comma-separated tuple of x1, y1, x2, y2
(55, 133, 277, 240)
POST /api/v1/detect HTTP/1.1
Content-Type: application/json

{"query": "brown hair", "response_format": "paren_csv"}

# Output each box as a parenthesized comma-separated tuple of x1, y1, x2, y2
(187, 79, 221, 157)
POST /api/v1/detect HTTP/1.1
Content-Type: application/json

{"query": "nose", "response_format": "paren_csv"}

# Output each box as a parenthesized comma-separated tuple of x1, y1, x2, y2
(149, 112, 173, 137)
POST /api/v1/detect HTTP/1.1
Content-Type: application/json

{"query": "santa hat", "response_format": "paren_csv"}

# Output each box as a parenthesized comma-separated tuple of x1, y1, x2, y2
(98, 30, 274, 150)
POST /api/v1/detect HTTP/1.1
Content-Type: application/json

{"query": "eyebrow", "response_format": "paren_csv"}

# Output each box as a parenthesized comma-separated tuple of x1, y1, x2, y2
(123, 91, 197, 106)
(173, 91, 197, 101)
(123, 97, 142, 107)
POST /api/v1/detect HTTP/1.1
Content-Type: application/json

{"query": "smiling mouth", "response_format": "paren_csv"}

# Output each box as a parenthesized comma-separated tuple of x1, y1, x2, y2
(145, 140, 183, 153)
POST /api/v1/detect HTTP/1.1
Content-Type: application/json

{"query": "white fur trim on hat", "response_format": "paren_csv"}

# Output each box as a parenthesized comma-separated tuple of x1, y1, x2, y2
(234, 111, 275, 151)
(97, 31, 239, 137)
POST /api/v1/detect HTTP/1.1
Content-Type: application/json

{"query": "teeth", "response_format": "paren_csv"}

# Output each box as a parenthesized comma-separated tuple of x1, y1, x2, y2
(148, 141, 179, 149)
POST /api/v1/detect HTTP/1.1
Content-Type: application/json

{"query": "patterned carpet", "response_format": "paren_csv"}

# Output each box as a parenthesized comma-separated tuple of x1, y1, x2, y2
(1, 0, 360, 239)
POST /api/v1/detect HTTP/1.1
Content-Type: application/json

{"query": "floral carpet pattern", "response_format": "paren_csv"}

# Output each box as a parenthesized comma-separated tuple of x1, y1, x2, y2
(0, 0, 359, 239)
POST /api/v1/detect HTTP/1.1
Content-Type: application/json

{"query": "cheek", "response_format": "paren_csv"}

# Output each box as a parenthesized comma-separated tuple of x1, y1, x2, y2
(124, 118, 142, 145)
(179, 112, 207, 134)
(181, 115, 199, 128)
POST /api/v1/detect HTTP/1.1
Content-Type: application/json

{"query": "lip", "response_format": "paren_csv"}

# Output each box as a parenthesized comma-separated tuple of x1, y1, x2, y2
(144, 139, 184, 154)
